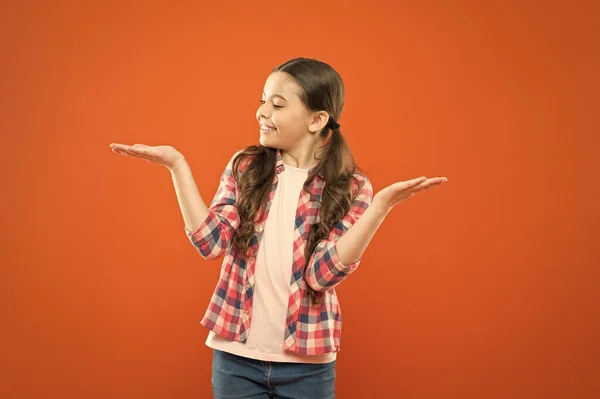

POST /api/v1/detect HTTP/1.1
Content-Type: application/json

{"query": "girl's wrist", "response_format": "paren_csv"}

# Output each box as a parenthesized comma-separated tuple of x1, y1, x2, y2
(369, 200, 392, 218)
(169, 156, 188, 174)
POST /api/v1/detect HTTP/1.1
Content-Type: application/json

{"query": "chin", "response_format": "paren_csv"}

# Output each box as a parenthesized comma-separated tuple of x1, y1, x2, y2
(259, 134, 274, 147)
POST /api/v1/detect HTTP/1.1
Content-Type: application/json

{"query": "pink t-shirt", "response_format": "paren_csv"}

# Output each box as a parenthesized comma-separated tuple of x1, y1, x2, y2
(205, 163, 336, 364)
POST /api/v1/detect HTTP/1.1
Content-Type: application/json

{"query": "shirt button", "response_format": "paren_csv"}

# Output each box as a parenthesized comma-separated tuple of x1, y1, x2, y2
(244, 309, 250, 315)
(255, 225, 263, 233)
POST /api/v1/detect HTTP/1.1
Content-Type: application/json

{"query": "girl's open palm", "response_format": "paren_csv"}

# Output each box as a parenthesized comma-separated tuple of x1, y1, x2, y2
(372, 176, 448, 213)
(110, 143, 184, 170)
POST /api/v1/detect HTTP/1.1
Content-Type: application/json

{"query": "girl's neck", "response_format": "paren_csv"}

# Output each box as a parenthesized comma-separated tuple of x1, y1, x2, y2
(281, 137, 325, 170)
(281, 149, 319, 170)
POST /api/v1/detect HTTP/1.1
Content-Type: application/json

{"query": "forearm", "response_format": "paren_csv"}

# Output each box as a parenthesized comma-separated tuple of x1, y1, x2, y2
(335, 204, 389, 265)
(169, 159, 209, 232)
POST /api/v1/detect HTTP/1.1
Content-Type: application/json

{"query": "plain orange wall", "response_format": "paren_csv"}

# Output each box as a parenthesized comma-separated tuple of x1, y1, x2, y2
(1, 1, 598, 398)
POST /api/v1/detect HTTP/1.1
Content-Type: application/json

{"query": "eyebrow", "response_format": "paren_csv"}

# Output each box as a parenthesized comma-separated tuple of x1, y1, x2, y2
(262, 91, 288, 102)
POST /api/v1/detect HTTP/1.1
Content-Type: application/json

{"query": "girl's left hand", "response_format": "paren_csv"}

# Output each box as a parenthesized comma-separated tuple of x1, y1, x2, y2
(372, 176, 448, 214)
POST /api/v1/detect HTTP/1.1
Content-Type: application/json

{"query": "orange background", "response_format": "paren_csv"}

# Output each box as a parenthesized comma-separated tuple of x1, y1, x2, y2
(1, 1, 598, 398)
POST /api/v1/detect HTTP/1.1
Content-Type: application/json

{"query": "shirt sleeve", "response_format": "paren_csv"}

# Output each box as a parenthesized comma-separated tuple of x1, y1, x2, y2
(305, 173, 374, 291)
(186, 152, 242, 260)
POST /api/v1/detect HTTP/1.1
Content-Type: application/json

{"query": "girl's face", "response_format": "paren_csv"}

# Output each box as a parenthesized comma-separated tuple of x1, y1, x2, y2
(256, 72, 319, 151)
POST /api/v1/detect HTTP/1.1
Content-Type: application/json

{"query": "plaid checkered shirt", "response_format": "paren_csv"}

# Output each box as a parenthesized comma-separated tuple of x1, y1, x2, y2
(186, 149, 373, 355)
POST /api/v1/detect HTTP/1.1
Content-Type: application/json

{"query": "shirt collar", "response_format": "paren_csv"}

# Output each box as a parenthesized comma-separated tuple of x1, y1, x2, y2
(275, 149, 323, 178)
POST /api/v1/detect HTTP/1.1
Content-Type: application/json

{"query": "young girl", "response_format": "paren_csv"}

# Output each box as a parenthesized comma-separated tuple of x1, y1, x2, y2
(110, 57, 447, 399)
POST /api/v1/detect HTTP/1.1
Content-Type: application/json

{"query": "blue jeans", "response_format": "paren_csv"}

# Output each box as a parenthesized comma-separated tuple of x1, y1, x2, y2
(211, 349, 336, 399)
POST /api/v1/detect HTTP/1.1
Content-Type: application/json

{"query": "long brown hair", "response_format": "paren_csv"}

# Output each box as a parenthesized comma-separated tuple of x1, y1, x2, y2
(231, 57, 361, 305)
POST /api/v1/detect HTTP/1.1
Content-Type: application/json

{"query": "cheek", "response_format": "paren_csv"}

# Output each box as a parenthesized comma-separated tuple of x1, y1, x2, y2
(271, 115, 282, 128)
(272, 111, 299, 130)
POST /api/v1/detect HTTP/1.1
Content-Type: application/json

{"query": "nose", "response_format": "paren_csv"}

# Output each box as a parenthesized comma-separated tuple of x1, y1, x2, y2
(256, 102, 270, 121)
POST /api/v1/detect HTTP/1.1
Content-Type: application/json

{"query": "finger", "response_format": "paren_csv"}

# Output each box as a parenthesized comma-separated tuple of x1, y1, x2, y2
(424, 181, 444, 190)
(407, 176, 427, 186)
(113, 150, 157, 163)
(110, 143, 132, 151)
(121, 145, 152, 157)
(391, 176, 427, 191)
(112, 147, 155, 162)
(124, 150, 156, 162)
(112, 147, 139, 156)
(110, 144, 148, 156)
(413, 177, 447, 191)
(129, 144, 149, 155)
(110, 143, 151, 154)
(421, 177, 447, 186)
(112, 147, 132, 156)
(112, 148, 144, 159)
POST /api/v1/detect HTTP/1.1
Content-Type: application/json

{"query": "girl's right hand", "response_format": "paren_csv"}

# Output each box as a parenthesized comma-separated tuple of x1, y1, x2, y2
(110, 143, 185, 171)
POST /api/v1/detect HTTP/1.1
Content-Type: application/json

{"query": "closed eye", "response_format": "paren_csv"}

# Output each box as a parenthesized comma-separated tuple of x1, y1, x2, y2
(259, 99, 283, 109)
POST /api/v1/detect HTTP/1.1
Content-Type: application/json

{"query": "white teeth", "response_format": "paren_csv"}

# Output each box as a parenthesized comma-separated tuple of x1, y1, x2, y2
(261, 125, 276, 131)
